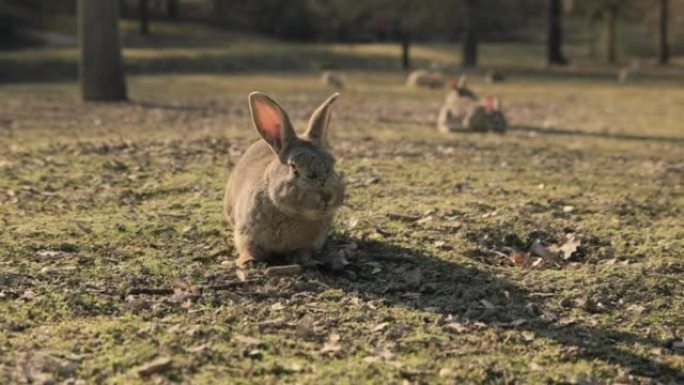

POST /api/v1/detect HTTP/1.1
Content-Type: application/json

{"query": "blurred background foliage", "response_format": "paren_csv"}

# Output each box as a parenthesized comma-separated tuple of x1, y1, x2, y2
(1, 0, 682, 57)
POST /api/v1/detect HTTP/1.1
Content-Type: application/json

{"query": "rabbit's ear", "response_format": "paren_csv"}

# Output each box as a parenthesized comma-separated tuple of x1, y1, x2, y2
(493, 97, 501, 110)
(458, 75, 468, 88)
(305, 93, 340, 146)
(249, 92, 297, 158)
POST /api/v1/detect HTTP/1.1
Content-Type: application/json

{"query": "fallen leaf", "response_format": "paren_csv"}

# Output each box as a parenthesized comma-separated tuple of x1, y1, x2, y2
(136, 357, 173, 377)
(530, 257, 545, 268)
(509, 252, 532, 268)
(374, 226, 392, 237)
(446, 322, 466, 333)
(320, 343, 342, 355)
(434, 240, 451, 250)
(234, 335, 264, 347)
(371, 322, 389, 333)
(626, 304, 646, 314)
(187, 344, 209, 354)
(245, 349, 263, 359)
(522, 331, 535, 341)
(559, 234, 581, 260)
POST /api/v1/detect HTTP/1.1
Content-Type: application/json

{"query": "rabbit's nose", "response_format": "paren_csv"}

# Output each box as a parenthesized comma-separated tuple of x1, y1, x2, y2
(320, 191, 333, 204)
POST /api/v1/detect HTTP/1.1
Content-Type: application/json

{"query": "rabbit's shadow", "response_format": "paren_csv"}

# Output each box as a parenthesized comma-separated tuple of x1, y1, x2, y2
(305, 236, 683, 381)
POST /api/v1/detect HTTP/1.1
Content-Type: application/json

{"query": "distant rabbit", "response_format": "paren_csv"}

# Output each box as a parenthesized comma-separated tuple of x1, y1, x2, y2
(437, 76, 507, 134)
(464, 96, 507, 133)
(224, 92, 346, 267)
(437, 75, 478, 133)
(406, 69, 445, 89)
(321, 71, 345, 89)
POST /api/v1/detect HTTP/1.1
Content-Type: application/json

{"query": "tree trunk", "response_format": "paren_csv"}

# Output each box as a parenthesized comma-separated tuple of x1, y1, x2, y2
(138, 0, 149, 35)
(462, 0, 478, 67)
(401, 33, 410, 70)
(78, 0, 128, 102)
(604, 6, 618, 64)
(120, 0, 128, 18)
(167, 0, 179, 19)
(658, 0, 669, 65)
(213, 0, 226, 16)
(547, 0, 568, 65)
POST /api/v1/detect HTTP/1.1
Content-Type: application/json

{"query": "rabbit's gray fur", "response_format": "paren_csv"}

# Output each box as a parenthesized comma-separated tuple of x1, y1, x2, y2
(224, 92, 345, 267)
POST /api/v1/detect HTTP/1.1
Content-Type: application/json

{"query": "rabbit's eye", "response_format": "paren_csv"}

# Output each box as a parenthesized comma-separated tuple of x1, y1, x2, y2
(289, 162, 299, 177)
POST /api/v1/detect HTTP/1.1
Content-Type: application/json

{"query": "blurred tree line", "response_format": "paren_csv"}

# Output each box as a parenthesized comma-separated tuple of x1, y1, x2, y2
(3, 0, 679, 45)
(1, 0, 679, 101)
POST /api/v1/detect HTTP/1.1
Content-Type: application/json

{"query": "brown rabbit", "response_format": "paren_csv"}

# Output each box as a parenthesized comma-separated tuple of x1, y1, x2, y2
(464, 96, 507, 133)
(436, 75, 478, 133)
(321, 71, 345, 89)
(437, 76, 507, 134)
(224, 92, 345, 267)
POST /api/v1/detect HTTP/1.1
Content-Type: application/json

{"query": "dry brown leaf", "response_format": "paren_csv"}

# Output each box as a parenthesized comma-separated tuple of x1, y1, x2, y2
(509, 252, 532, 268)
(136, 357, 173, 377)
(371, 322, 389, 333)
(320, 343, 342, 355)
(187, 344, 209, 354)
(446, 322, 466, 333)
(522, 331, 535, 341)
(234, 335, 264, 347)
(559, 234, 581, 260)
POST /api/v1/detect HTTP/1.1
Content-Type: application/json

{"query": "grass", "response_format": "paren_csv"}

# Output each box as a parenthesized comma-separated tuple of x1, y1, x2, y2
(0, 25, 683, 385)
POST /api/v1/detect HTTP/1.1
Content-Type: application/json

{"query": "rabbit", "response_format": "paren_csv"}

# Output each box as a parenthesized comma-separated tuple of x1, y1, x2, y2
(464, 96, 507, 134)
(437, 75, 479, 133)
(321, 71, 345, 89)
(406, 69, 445, 89)
(437, 76, 507, 134)
(224, 92, 346, 267)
